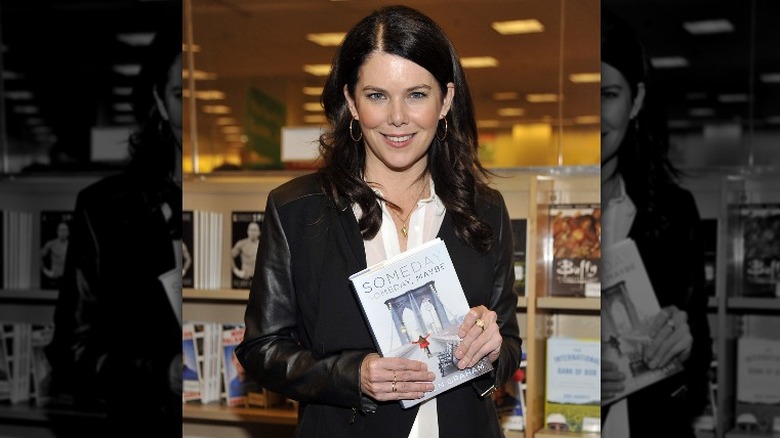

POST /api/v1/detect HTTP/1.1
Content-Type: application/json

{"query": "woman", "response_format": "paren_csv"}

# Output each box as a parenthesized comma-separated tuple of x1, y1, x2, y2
(45, 24, 182, 436)
(600, 10, 712, 438)
(235, 5, 521, 438)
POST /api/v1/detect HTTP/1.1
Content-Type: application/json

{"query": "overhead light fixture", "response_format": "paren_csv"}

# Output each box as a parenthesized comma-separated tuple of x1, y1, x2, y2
(116, 32, 155, 46)
(220, 126, 243, 134)
(217, 117, 237, 126)
(113, 114, 136, 125)
(303, 87, 324, 96)
(224, 134, 244, 142)
(304, 102, 324, 112)
(306, 32, 346, 46)
(182, 90, 226, 100)
(304, 64, 332, 76)
(689, 107, 715, 117)
(5, 90, 33, 100)
(183, 70, 218, 80)
(491, 19, 544, 35)
(650, 57, 689, 68)
(13, 105, 39, 114)
(112, 87, 133, 96)
(526, 93, 559, 103)
(477, 120, 500, 128)
(112, 64, 142, 76)
(760, 73, 780, 83)
(30, 125, 51, 134)
(497, 108, 525, 117)
(683, 19, 734, 35)
(717, 94, 748, 103)
(304, 114, 327, 123)
(113, 102, 133, 112)
(183, 43, 201, 52)
(569, 73, 600, 83)
(461, 57, 498, 68)
(203, 105, 231, 114)
(493, 92, 519, 101)
(574, 115, 599, 124)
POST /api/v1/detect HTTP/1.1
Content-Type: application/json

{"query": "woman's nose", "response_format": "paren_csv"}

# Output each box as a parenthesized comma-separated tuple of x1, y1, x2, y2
(388, 100, 408, 126)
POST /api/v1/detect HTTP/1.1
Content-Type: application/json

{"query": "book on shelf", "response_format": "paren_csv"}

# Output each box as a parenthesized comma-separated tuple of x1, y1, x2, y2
(2, 210, 33, 289)
(548, 203, 601, 297)
(348, 237, 493, 409)
(230, 211, 264, 289)
(30, 324, 54, 407)
(735, 337, 780, 433)
(193, 210, 223, 289)
(221, 323, 261, 407)
(494, 352, 526, 432)
(182, 323, 201, 402)
(182, 210, 194, 288)
(39, 210, 74, 291)
(601, 238, 683, 405)
(510, 219, 527, 296)
(0, 324, 9, 401)
(544, 336, 600, 433)
(740, 203, 780, 297)
(1, 323, 33, 404)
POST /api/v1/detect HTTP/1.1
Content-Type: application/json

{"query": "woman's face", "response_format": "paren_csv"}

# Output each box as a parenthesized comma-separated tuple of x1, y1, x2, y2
(600, 61, 643, 170)
(345, 52, 454, 177)
(164, 53, 183, 146)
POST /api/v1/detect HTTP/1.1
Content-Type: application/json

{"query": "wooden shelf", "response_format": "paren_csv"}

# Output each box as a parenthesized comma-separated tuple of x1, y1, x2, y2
(0, 289, 58, 301)
(536, 297, 600, 311)
(533, 429, 600, 438)
(724, 429, 780, 438)
(727, 297, 780, 311)
(183, 403, 297, 426)
(184, 288, 250, 301)
(517, 296, 528, 309)
(0, 402, 107, 422)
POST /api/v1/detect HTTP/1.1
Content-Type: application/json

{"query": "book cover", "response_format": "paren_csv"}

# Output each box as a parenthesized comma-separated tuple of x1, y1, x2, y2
(548, 204, 601, 297)
(348, 238, 494, 409)
(39, 211, 74, 290)
(740, 203, 780, 297)
(601, 238, 684, 405)
(0, 324, 9, 401)
(544, 337, 600, 433)
(182, 323, 201, 402)
(510, 219, 527, 296)
(494, 353, 527, 432)
(30, 324, 54, 407)
(182, 210, 194, 288)
(221, 323, 259, 407)
(230, 211, 263, 289)
(735, 337, 780, 433)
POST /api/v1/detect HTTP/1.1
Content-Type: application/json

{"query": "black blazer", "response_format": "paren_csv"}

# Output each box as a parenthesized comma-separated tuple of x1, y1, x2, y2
(611, 183, 712, 438)
(236, 172, 522, 438)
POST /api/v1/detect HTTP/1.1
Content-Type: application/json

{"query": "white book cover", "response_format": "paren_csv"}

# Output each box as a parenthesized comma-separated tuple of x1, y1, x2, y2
(601, 238, 683, 405)
(544, 337, 601, 433)
(182, 323, 201, 402)
(348, 238, 493, 409)
(735, 337, 780, 433)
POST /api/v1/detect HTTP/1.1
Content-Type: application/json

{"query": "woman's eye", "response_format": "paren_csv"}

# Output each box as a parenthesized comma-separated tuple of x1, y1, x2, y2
(367, 93, 385, 100)
(601, 91, 618, 99)
(409, 91, 427, 99)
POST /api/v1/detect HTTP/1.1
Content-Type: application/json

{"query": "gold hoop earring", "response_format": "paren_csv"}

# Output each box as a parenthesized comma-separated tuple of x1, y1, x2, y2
(349, 118, 363, 142)
(436, 118, 448, 141)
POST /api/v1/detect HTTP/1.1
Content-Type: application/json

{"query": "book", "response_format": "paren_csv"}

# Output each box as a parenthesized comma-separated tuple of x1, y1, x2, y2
(544, 337, 600, 433)
(735, 337, 780, 433)
(221, 323, 257, 407)
(740, 204, 780, 297)
(182, 323, 201, 402)
(510, 219, 527, 296)
(230, 211, 264, 289)
(601, 238, 684, 405)
(39, 211, 74, 290)
(348, 237, 494, 409)
(182, 210, 194, 288)
(30, 324, 54, 407)
(494, 352, 527, 432)
(548, 204, 601, 297)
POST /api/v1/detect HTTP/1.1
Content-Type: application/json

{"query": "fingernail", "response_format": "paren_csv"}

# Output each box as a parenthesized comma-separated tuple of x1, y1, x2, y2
(455, 349, 463, 359)
(428, 372, 435, 380)
(457, 360, 466, 369)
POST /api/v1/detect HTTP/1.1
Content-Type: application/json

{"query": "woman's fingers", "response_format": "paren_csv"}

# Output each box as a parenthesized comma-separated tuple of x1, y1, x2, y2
(456, 306, 501, 369)
(360, 354, 435, 401)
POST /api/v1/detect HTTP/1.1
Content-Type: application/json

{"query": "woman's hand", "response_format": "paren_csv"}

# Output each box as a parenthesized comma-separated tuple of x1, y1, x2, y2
(455, 305, 502, 369)
(601, 358, 626, 402)
(360, 353, 435, 401)
(644, 305, 693, 369)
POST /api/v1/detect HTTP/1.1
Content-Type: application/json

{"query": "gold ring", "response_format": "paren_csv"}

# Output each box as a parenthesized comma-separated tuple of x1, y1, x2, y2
(475, 318, 485, 332)
(392, 381, 397, 392)
(667, 319, 675, 331)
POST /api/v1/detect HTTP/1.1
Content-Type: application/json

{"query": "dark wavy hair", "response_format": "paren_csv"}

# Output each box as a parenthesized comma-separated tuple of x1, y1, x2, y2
(127, 23, 181, 183)
(602, 9, 683, 237)
(318, 4, 494, 252)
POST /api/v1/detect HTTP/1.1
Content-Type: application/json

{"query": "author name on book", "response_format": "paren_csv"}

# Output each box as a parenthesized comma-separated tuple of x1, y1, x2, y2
(358, 253, 448, 300)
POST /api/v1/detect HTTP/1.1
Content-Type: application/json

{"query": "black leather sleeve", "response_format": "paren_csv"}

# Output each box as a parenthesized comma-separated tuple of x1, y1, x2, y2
(235, 192, 371, 410)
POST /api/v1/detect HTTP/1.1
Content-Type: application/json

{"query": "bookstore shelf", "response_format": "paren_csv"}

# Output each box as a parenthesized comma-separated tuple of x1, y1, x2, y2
(183, 403, 297, 425)
(536, 297, 600, 311)
(184, 288, 250, 301)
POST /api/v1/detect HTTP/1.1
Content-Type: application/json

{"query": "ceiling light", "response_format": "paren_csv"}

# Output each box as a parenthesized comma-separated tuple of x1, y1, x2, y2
(574, 115, 599, 124)
(569, 73, 600, 83)
(304, 114, 328, 124)
(112, 87, 133, 96)
(689, 107, 715, 117)
(183, 90, 226, 100)
(491, 19, 545, 35)
(220, 126, 243, 134)
(183, 43, 201, 52)
(217, 117, 237, 126)
(526, 93, 559, 103)
(183, 70, 218, 80)
(113, 64, 142, 76)
(461, 57, 498, 68)
(203, 105, 231, 114)
(304, 64, 332, 76)
(116, 32, 155, 46)
(113, 114, 136, 125)
(304, 102, 324, 112)
(113, 102, 133, 112)
(717, 94, 748, 103)
(650, 57, 689, 68)
(683, 19, 734, 35)
(30, 125, 51, 134)
(224, 134, 243, 142)
(493, 92, 519, 101)
(5, 90, 33, 100)
(477, 120, 500, 128)
(306, 32, 346, 47)
(760, 73, 780, 83)
(497, 108, 525, 117)
(13, 105, 39, 114)
(303, 87, 324, 96)
(26, 117, 44, 126)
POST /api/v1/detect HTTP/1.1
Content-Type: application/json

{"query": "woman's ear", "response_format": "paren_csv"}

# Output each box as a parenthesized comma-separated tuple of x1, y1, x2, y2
(343, 84, 358, 118)
(629, 82, 646, 120)
(440, 82, 455, 118)
(153, 86, 170, 121)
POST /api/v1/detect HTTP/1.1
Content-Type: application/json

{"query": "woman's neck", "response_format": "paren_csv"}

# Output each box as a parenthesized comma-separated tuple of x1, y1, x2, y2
(601, 160, 622, 205)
